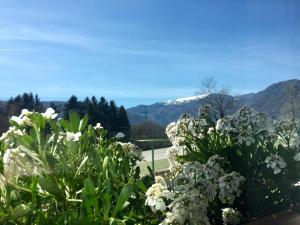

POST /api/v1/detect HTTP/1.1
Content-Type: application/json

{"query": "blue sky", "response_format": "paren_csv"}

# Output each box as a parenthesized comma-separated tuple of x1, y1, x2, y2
(0, 0, 299, 107)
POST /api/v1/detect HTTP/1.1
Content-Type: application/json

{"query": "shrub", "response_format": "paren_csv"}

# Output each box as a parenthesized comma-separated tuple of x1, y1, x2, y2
(161, 106, 300, 224)
(0, 108, 154, 224)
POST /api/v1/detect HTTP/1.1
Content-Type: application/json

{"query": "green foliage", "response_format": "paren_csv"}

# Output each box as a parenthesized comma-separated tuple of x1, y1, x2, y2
(172, 106, 300, 220)
(0, 110, 152, 224)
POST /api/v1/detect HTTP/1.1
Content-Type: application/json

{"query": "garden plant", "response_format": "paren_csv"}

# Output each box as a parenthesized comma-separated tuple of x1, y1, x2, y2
(0, 109, 154, 225)
(0, 106, 300, 225)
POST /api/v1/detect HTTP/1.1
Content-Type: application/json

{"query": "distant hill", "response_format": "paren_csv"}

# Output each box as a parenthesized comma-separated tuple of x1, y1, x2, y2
(127, 79, 300, 126)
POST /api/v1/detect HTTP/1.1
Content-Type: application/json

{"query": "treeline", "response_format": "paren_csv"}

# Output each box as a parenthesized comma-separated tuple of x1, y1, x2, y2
(0, 93, 43, 134)
(63, 95, 130, 138)
(0, 93, 130, 139)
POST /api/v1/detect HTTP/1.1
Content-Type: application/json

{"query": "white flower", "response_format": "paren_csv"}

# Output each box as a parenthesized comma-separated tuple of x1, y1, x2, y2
(145, 177, 173, 212)
(21, 109, 32, 116)
(222, 208, 241, 225)
(42, 108, 57, 119)
(155, 198, 167, 211)
(218, 172, 245, 204)
(3, 147, 48, 180)
(115, 132, 125, 139)
(3, 148, 13, 164)
(265, 155, 286, 175)
(66, 132, 81, 142)
(11, 115, 30, 126)
(294, 181, 300, 187)
(208, 127, 215, 134)
(93, 123, 102, 130)
(0, 126, 23, 143)
(117, 142, 143, 160)
(294, 152, 300, 161)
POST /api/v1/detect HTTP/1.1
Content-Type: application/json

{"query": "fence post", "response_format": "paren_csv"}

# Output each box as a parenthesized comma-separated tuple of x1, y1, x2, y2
(151, 141, 155, 171)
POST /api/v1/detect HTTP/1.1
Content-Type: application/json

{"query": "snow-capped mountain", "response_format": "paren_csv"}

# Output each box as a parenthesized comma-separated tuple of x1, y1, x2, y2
(127, 79, 300, 126)
(163, 94, 208, 105)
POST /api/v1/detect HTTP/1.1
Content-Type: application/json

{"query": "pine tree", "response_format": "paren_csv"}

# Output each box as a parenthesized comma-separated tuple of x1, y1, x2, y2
(64, 95, 79, 118)
(117, 106, 131, 139)
(34, 94, 44, 112)
(108, 100, 118, 133)
(98, 97, 109, 128)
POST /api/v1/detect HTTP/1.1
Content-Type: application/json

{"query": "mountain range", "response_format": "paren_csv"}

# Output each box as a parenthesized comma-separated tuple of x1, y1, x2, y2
(127, 79, 300, 127)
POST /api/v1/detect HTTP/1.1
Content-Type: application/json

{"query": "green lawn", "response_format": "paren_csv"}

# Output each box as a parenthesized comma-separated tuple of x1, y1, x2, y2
(138, 159, 169, 175)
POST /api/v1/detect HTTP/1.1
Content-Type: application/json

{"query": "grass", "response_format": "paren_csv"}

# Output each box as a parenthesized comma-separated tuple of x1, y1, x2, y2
(138, 159, 169, 175)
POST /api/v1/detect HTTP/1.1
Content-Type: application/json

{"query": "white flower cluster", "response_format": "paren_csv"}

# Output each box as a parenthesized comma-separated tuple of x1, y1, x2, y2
(117, 142, 143, 161)
(145, 176, 174, 212)
(0, 108, 60, 146)
(165, 147, 182, 175)
(166, 120, 185, 146)
(222, 208, 241, 225)
(9, 108, 57, 127)
(2, 147, 48, 182)
(161, 189, 210, 225)
(147, 155, 244, 225)
(205, 155, 226, 180)
(10, 111, 31, 126)
(66, 132, 82, 142)
(0, 126, 23, 145)
(166, 115, 208, 147)
(265, 155, 287, 174)
(273, 120, 300, 149)
(216, 107, 270, 146)
(218, 172, 245, 204)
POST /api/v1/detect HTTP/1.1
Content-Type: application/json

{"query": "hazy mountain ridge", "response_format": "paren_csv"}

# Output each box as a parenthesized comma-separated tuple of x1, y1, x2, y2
(127, 79, 300, 126)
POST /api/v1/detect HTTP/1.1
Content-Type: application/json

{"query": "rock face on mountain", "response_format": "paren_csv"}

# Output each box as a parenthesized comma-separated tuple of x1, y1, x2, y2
(237, 79, 300, 119)
(127, 79, 300, 126)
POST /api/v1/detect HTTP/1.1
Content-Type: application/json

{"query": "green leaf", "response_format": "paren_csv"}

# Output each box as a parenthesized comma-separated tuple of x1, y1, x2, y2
(48, 119, 60, 133)
(103, 156, 110, 171)
(37, 114, 46, 129)
(31, 176, 38, 209)
(112, 183, 139, 217)
(58, 118, 69, 130)
(79, 114, 89, 132)
(38, 176, 64, 200)
(11, 204, 31, 219)
(74, 156, 88, 179)
(103, 193, 111, 220)
(81, 178, 100, 219)
(69, 111, 80, 132)
(109, 218, 126, 225)
(20, 134, 33, 148)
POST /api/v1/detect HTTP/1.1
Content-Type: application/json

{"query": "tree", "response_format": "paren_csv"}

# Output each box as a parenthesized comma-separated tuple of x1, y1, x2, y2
(108, 100, 118, 133)
(7, 93, 44, 117)
(199, 77, 236, 120)
(2, 93, 44, 135)
(117, 106, 131, 139)
(98, 97, 109, 128)
(64, 95, 80, 118)
(62, 96, 131, 139)
(0, 101, 9, 134)
(34, 94, 44, 112)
